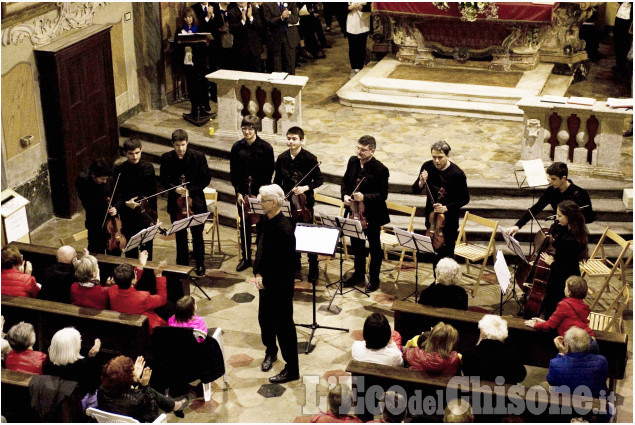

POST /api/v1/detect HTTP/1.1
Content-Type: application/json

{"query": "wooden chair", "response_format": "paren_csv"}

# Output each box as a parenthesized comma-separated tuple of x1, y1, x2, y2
(376, 201, 417, 283)
(86, 407, 167, 423)
(582, 227, 633, 310)
(588, 286, 629, 334)
(203, 188, 222, 258)
(313, 193, 349, 276)
(453, 211, 499, 297)
(59, 229, 88, 246)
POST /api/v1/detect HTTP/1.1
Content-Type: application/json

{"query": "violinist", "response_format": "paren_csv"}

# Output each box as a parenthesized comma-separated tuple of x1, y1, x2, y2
(413, 141, 469, 272)
(75, 159, 118, 255)
(341, 135, 390, 293)
(113, 139, 157, 260)
(230, 115, 274, 272)
(274, 126, 324, 283)
(538, 200, 589, 320)
(160, 129, 211, 276)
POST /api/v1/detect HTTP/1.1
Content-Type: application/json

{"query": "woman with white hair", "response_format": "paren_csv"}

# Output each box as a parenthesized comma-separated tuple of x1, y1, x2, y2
(418, 258, 468, 310)
(70, 254, 109, 309)
(42, 327, 102, 395)
(461, 315, 526, 384)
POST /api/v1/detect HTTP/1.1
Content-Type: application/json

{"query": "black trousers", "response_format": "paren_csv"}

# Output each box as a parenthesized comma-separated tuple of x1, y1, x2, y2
(271, 36, 296, 75)
(347, 32, 368, 70)
(350, 223, 382, 282)
(171, 213, 204, 267)
(613, 17, 632, 73)
(258, 288, 299, 374)
(237, 203, 255, 261)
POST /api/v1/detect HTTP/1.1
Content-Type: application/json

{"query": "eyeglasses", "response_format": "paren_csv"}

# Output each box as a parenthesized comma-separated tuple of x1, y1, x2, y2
(357, 147, 371, 153)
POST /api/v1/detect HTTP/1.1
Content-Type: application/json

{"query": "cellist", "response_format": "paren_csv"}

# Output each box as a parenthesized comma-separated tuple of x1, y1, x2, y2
(341, 135, 390, 293)
(274, 126, 324, 283)
(413, 141, 469, 274)
(160, 129, 211, 276)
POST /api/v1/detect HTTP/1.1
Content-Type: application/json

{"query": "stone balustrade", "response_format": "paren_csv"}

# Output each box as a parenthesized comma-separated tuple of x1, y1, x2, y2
(207, 70, 309, 141)
(516, 97, 632, 177)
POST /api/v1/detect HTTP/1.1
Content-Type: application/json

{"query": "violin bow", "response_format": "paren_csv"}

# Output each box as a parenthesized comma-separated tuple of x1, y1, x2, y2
(284, 161, 322, 199)
(102, 173, 121, 229)
(350, 176, 366, 198)
(135, 182, 190, 203)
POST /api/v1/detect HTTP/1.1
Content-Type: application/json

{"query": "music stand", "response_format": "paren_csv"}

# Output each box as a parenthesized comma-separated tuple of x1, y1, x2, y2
(513, 159, 549, 257)
(124, 222, 163, 254)
(393, 228, 434, 303)
(320, 214, 369, 311)
(166, 212, 212, 300)
(294, 224, 348, 353)
(500, 229, 526, 315)
(493, 250, 512, 315)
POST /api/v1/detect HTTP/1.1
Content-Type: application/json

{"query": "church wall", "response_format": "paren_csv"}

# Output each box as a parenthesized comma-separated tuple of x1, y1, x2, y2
(1, 3, 140, 229)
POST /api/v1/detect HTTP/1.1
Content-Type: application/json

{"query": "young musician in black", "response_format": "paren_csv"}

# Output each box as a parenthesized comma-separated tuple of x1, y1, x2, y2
(75, 159, 117, 255)
(160, 129, 211, 276)
(413, 141, 469, 269)
(274, 126, 324, 283)
(505, 162, 594, 237)
(230, 115, 274, 272)
(341, 135, 390, 293)
(114, 139, 157, 260)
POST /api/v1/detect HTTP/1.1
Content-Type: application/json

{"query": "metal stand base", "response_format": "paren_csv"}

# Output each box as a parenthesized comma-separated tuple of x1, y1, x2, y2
(189, 275, 211, 300)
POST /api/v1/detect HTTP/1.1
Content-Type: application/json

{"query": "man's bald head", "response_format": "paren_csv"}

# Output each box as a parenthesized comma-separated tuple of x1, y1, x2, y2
(56, 246, 77, 264)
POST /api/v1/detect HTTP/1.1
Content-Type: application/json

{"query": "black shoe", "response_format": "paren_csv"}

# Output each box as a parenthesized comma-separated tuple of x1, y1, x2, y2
(308, 265, 319, 284)
(195, 264, 206, 276)
(173, 396, 190, 418)
(365, 280, 380, 293)
(261, 354, 277, 372)
(236, 259, 252, 272)
(269, 368, 299, 384)
(203, 104, 211, 112)
(298, 56, 308, 63)
(343, 273, 364, 287)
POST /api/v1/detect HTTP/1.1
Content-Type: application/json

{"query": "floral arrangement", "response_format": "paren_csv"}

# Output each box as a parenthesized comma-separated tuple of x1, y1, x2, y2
(433, 2, 499, 22)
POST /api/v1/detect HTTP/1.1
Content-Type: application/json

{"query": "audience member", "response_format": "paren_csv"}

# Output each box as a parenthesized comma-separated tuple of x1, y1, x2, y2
(346, 2, 371, 79)
(1, 316, 10, 363)
(214, 2, 236, 70)
(323, 2, 348, 34)
(5, 322, 47, 374)
(613, 2, 633, 78)
(352, 313, 403, 367)
(310, 383, 361, 423)
(229, 2, 264, 72)
(443, 398, 474, 423)
(377, 391, 408, 423)
(403, 322, 461, 376)
(298, 3, 327, 59)
(97, 355, 188, 422)
(168, 295, 208, 341)
(43, 327, 102, 396)
(179, 7, 198, 34)
(461, 315, 527, 384)
(38, 245, 79, 303)
(1, 245, 39, 298)
(547, 327, 608, 398)
(418, 258, 468, 310)
(70, 254, 109, 309)
(108, 259, 169, 331)
(263, 2, 301, 75)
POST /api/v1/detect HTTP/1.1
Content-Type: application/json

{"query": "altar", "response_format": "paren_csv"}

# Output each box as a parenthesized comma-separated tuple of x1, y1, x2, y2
(372, 2, 593, 77)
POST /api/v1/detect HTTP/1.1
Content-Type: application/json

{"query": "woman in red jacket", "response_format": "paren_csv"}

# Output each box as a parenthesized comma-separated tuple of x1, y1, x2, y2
(403, 321, 461, 376)
(5, 322, 47, 374)
(1, 246, 39, 298)
(70, 255, 109, 309)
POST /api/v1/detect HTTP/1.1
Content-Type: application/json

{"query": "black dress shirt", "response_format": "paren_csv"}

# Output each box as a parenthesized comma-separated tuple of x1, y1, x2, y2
(159, 148, 211, 216)
(341, 156, 390, 227)
(274, 148, 323, 208)
(230, 136, 274, 196)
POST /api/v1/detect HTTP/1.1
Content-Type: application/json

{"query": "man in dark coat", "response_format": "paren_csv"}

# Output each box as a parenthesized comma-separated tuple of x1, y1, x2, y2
(228, 2, 264, 72)
(38, 246, 78, 304)
(253, 184, 299, 384)
(262, 2, 300, 75)
(230, 115, 274, 272)
(341, 135, 390, 293)
(160, 129, 211, 276)
(113, 139, 157, 260)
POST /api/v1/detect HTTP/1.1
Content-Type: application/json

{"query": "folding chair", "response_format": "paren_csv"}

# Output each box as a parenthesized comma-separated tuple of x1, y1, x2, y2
(376, 201, 417, 283)
(588, 286, 629, 334)
(203, 188, 222, 258)
(86, 407, 167, 423)
(582, 227, 633, 311)
(59, 229, 88, 246)
(313, 193, 349, 276)
(453, 211, 499, 297)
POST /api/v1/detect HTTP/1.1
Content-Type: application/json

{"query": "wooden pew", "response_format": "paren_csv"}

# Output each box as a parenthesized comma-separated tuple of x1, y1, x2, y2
(11, 241, 192, 302)
(2, 294, 151, 359)
(391, 300, 628, 393)
(1, 369, 35, 422)
(346, 360, 612, 422)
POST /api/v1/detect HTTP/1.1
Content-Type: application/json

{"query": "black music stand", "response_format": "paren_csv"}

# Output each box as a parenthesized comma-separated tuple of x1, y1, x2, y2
(320, 214, 370, 312)
(294, 224, 348, 354)
(123, 222, 163, 255)
(393, 228, 434, 303)
(167, 212, 212, 300)
(513, 159, 549, 256)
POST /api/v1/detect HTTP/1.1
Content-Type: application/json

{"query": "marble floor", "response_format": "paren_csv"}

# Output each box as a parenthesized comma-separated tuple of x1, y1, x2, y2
(28, 22, 633, 424)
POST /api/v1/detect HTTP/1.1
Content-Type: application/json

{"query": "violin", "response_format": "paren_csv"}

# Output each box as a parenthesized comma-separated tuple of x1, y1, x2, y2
(175, 175, 193, 221)
(423, 180, 446, 251)
(105, 197, 127, 252)
(349, 177, 368, 230)
(285, 163, 321, 224)
(243, 176, 259, 225)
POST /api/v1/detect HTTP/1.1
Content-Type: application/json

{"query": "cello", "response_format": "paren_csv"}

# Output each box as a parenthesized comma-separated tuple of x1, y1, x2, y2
(284, 162, 321, 224)
(422, 179, 446, 251)
(348, 177, 368, 230)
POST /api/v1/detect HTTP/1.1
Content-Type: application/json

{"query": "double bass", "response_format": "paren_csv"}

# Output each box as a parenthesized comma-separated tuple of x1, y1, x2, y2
(348, 177, 368, 230)
(422, 180, 446, 251)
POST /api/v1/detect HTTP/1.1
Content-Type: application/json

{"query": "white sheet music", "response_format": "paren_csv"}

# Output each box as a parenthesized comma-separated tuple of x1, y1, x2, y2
(295, 225, 340, 255)
(521, 159, 549, 187)
(494, 250, 511, 294)
(500, 228, 525, 260)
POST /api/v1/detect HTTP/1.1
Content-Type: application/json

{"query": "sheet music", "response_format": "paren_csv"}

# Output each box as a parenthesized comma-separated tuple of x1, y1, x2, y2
(500, 228, 525, 260)
(393, 227, 434, 253)
(295, 225, 339, 255)
(494, 250, 511, 295)
(521, 159, 549, 187)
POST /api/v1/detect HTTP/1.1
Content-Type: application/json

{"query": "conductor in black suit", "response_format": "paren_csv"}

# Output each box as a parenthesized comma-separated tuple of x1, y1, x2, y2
(263, 2, 300, 75)
(228, 2, 264, 72)
(341, 135, 390, 293)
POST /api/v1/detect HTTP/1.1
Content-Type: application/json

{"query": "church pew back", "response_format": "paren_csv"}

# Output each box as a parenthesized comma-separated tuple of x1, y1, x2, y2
(1, 369, 35, 422)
